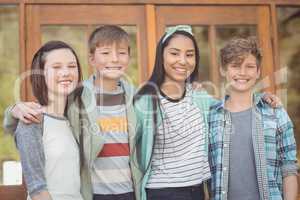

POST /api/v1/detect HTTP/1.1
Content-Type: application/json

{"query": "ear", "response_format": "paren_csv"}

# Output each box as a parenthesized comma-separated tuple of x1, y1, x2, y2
(256, 67, 261, 79)
(88, 53, 95, 67)
(219, 66, 226, 77)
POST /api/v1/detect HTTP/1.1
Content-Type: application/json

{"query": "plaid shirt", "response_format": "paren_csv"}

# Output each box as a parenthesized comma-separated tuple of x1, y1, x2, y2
(208, 93, 298, 200)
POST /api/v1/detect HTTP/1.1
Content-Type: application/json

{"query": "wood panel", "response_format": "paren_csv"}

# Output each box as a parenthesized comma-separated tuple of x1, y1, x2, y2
(156, 6, 258, 39)
(257, 6, 276, 93)
(145, 4, 157, 76)
(19, 1, 26, 101)
(9, 0, 300, 5)
(39, 5, 144, 25)
(157, 6, 257, 26)
(208, 25, 220, 97)
(25, 5, 41, 101)
(0, 185, 26, 200)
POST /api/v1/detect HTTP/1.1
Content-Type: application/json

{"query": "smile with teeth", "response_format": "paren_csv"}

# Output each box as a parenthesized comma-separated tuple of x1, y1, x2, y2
(58, 80, 72, 85)
(173, 67, 187, 73)
(234, 79, 250, 83)
(105, 66, 122, 70)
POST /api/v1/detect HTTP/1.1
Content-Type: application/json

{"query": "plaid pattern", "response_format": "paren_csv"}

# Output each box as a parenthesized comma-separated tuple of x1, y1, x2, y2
(208, 93, 298, 200)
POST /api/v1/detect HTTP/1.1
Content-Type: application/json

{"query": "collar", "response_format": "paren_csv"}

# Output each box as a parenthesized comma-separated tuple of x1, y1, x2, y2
(214, 92, 266, 111)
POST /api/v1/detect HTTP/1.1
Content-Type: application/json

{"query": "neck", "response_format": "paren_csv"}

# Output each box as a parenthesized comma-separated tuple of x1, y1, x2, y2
(160, 80, 185, 99)
(43, 96, 67, 118)
(226, 90, 253, 112)
(94, 75, 119, 92)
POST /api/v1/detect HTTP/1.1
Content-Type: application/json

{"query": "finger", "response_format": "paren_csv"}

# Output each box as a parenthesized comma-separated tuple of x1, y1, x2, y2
(24, 113, 40, 123)
(20, 116, 31, 124)
(265, 97, 272, 103)
(22, 105, 43, 118)
(26, 102, 42, 110)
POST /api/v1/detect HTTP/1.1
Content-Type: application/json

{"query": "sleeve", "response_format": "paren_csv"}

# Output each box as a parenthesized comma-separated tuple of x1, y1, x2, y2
(3, 105, 19, 134)
(15, 122, 48, 197)
(275, 107, 299, 177)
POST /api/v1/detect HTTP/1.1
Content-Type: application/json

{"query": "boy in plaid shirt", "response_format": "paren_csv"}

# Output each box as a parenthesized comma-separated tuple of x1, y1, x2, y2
(208, 37, 298, 200)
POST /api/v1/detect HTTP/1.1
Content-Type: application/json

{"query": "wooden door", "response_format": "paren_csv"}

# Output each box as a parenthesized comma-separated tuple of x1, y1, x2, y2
(24, 4, 148, 101)
(155, 6, 275, 97)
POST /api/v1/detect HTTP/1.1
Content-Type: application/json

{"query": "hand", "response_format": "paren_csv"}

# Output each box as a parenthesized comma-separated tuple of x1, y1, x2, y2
(11, 102, 43, 124)
(263, 92, 282, 108)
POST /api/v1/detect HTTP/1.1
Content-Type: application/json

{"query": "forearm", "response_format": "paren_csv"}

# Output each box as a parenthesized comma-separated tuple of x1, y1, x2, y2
(283, 175, 298, 200)
(31, 191, 52, 200)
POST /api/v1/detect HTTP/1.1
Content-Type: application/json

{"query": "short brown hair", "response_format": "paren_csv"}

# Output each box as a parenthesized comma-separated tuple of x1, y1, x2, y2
(88, 25, 130, 54)
(220, 37, 262, 69)
(30, 40, 82, 105)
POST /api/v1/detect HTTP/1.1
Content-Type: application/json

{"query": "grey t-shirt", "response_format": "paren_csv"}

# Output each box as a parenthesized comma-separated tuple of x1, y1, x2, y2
(228, 108, 260, 200)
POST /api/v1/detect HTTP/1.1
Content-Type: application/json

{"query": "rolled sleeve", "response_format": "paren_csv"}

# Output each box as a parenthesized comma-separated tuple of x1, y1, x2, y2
(276, 107, 298, 177)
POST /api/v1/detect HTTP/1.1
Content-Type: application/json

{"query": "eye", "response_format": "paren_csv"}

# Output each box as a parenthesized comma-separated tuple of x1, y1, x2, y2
(170, 52, 178, 56)
(186, 53, 195, 57)
(119, 51, 128, 55)
(68, 65, 77, 68)
(100, 51, 109, 55)
(52, 65, 61, 69)
(247, 65, 257, 69)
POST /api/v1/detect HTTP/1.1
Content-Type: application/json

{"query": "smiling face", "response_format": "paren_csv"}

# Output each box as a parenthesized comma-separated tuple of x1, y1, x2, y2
(223, 53, 260, 93)
(163, 34, 196, 85)
(89, 41, 130, 81)
(44, 48, 79, 100)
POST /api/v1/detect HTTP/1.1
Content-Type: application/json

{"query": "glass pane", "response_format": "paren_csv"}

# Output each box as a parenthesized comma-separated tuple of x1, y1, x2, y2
(91, 25, 139, 86)
(277, 7, 300, 162)
(0, 5, 21, 185)
(216, 25, 257, 96)
(193, 26, 210, 82)
(41, 25, 89, 79)
(42, 25, 139, 86)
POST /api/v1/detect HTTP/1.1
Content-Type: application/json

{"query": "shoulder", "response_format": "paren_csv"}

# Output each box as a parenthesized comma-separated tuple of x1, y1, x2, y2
(191, 87, 218, 105)
(120, 78, 136, 91)
(15, 121, 43, 138)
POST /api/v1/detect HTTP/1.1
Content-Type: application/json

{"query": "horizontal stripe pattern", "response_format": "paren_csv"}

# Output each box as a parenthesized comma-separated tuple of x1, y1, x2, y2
(98, 143, 130, 157)
(146, 87, 211, 188)
(92, 88, 133, 195)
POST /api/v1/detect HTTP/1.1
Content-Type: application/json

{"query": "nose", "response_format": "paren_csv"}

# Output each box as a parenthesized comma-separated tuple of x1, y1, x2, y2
(111, 51, 119, 63)
(239, 66, 246, 75)
(60, 66, 70, 77)
(178, 54, 187, 65)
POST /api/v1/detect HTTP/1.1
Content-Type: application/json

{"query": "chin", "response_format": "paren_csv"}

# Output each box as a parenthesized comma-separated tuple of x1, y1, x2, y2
(103, 73, 124, 80)
(231, 86, 253, 93)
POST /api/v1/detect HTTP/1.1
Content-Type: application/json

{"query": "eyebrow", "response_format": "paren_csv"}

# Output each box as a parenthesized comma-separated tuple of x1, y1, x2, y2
(51, 61, 77, 65)
(168, 48, 195, 52)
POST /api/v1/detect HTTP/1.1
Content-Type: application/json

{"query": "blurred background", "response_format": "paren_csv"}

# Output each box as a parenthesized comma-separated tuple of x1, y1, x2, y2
(0, 1, 299, 199)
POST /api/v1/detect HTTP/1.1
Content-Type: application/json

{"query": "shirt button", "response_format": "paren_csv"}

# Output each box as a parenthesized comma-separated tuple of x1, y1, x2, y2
(223, 167, 227, 171)
(222, 191, 226, 194)
(224, 144, 228, 147)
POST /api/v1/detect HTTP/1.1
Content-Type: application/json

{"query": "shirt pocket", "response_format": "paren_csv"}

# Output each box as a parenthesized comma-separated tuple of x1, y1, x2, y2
(263, 120, 278, 162)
